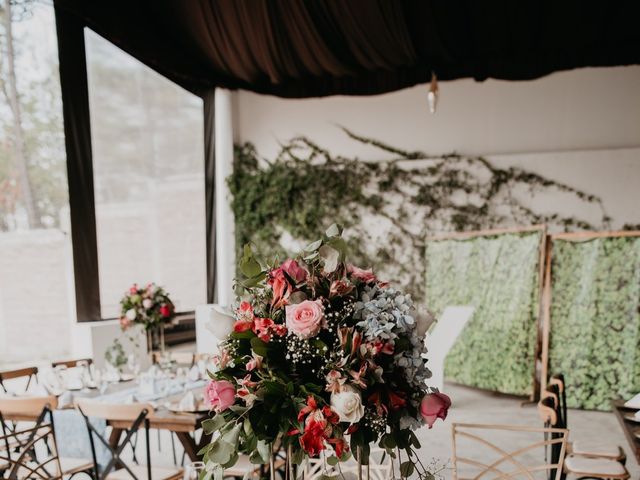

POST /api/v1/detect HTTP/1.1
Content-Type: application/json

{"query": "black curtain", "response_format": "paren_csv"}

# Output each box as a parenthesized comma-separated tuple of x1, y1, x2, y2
(53, 0, 640, 98)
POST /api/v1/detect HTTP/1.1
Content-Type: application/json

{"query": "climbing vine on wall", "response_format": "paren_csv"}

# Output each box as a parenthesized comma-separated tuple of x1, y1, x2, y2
(229, 129, 612, 299)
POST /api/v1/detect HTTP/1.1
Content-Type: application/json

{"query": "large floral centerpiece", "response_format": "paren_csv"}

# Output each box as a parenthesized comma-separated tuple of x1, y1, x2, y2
(202, 226, 450, 478)
(119, 283, 175, 332)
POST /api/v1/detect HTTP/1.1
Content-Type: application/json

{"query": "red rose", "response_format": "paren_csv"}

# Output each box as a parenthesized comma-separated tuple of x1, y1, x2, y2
(388, 391, 406, 410)
(159, 304, 171, 318)
(420, 392, 451, 428)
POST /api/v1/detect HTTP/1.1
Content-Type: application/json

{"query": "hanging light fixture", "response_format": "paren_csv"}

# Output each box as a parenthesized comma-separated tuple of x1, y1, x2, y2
(427, 72, 439, 114)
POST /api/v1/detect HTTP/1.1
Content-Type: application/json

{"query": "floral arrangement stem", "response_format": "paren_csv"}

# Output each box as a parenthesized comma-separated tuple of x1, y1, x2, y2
(286, 444, 294, 480)
(269, 447, 276, 480)
(357, 446, 362, 480)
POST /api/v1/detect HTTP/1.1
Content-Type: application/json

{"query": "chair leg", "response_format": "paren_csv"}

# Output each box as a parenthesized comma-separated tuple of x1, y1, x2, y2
(170, 432, 177, 465)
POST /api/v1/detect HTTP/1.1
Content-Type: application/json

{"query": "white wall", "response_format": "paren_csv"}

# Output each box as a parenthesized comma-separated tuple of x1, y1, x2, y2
(234, 66, 640, 229)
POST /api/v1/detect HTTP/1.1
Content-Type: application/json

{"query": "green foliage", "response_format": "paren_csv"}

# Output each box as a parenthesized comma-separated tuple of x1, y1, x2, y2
(229, 130, 608, 300)
(425, 231, 543, 396)
(549, 237, 640, 410)
(104, 337, 127, 369)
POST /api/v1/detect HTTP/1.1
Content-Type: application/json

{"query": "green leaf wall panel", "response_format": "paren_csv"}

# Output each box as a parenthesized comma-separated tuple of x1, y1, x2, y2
(425, 231, 542, 396)
(549, 237, 640, 410)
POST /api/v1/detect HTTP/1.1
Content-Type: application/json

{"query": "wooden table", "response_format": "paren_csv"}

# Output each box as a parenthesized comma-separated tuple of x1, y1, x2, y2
(108, 407, 211, 461)
(611, 400, 640, 464)
(3, 381, 212, 462)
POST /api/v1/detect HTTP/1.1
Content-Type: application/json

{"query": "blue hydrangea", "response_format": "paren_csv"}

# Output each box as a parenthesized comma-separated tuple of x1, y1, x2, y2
(354, 286, 431, 390)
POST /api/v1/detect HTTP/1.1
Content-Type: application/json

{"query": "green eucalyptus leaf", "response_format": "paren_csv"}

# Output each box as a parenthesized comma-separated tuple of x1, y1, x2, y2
(222, 451, 239, 469)
(222, 423, 242, 448)
(256, 439, 271, 464)
(326, 456, 339, 466)
(319, 245, 340, 273)
(202, 415, 228, 435)
(208, 440, 234, 465)
(250, 337, 269, 357)
(400, 461, 415, 478)
(304, 239, 323, 252)
(325, 223, 341, 237)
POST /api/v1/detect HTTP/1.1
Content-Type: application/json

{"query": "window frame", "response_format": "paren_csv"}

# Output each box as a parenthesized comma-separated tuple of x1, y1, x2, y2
(55, 7, 216, 322)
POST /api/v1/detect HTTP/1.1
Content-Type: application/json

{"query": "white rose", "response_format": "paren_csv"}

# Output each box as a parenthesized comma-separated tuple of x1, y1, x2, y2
(125, 308, 137, 321)
(142, 299, 153, 309)
(330, 386, 364, 423)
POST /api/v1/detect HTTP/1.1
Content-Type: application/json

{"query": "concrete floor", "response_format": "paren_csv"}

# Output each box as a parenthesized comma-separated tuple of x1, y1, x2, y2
(416, 383, 639, 478)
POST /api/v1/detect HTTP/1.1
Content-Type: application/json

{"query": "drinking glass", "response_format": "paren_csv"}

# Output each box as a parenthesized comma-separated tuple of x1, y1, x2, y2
(127, 353, 141, 377)
(183, 461, 206, 480)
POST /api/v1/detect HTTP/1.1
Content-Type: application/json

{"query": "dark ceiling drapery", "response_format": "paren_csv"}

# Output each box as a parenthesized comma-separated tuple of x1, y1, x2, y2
(53, 0, 640, 98)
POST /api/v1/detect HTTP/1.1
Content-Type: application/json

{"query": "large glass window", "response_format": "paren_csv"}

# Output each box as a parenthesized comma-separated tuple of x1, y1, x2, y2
(85, 30, 207, 318)
(0, 2, 73, 367)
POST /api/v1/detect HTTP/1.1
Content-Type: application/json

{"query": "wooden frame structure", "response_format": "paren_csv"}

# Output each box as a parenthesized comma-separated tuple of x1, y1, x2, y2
(540, 229, 640, 393)
(426, 225, 548, 400)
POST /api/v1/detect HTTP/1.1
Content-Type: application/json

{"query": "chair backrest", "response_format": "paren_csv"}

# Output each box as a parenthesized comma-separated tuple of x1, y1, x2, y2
(76, 399, 153, 480)
(0, 406, 63, 479)
(0, 366, 39, 393)
(51, 358, 93, 369)
(451, 423, 569, 480)
(549, 374, 567, 427)
(303, 448, 391, 480)
(537, 398, 557, 427)
(0, 395, 59, 417)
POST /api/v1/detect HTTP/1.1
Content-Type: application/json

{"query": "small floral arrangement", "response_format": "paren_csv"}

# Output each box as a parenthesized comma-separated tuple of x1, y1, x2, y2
(202, 225, 450, 479)
(118, 283, 175, 331)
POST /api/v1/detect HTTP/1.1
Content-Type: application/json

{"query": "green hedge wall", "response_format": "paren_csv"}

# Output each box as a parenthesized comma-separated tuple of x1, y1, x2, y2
(549, 237, 640, 410)
(425, 231, 543, 396)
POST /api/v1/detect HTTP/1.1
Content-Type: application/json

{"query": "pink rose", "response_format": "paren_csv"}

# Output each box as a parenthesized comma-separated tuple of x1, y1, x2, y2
(206, 380, 236, 412)
(281, 259, 307, 284)
(420, 392, 451, 428)
(347, 265, 377, 284)
(129, 284, 138, 294)
(119, 317, 131, 331)
(285, 300, 324, 339)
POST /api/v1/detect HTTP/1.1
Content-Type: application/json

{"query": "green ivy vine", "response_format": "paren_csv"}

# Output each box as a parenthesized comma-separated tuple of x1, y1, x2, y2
(229, 128, 615, 299)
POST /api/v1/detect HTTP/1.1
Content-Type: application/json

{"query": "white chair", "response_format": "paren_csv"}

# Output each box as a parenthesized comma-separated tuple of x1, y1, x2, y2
(452, 422, 569, 480)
